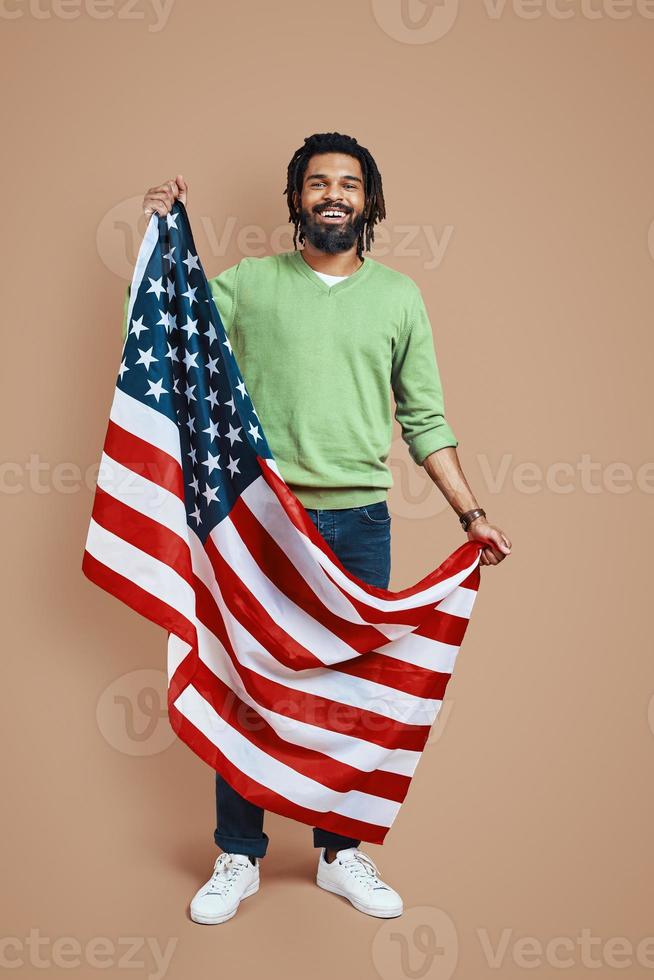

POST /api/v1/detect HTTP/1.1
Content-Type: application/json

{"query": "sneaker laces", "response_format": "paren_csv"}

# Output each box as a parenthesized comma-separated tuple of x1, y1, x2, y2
(339, 849, 389, 891)
(206, 853, 243, 896)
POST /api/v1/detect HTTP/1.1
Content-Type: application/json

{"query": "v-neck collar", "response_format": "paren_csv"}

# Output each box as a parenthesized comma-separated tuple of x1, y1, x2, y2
(288, 248, 372, 295)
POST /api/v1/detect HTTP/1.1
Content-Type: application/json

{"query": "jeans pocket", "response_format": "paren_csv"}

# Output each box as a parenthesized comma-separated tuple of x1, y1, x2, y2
(358, 501, 391, 525)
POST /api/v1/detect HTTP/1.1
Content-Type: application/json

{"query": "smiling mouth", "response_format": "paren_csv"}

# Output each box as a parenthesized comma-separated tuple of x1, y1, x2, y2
(316, 209, 350, 223)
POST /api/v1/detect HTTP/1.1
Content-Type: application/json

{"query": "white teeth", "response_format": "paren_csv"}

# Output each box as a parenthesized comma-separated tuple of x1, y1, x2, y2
(322, 211, 346, 217)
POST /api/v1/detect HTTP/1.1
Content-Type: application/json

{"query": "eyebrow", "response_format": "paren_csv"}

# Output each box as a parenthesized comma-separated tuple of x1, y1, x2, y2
(305, 172, 363, 184)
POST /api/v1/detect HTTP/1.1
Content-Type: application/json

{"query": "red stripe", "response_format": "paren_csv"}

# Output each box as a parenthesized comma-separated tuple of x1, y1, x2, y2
(230, 493, 392, 649)
(168, 701, 392, 845)
(85, 491, 434, 753)
(84, 451, 482, 842)
(203, 533, 325, 672)
(228, 485, 476, 692)
(92, 480, 469, 704)
(190, 658, 411, 802)
(192, 575, 432, 753)
(104, 419, 185, 500)
(258, 456, 483, 604)
(81, 550, 197, 708)
(90, 486, 193, 586)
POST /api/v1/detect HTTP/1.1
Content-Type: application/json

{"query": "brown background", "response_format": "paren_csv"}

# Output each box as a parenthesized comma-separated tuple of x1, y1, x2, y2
(2, 2, 653, 978)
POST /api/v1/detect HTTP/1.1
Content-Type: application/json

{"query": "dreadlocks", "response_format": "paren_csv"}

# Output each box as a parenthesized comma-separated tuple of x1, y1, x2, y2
(283, 132, 386, 258)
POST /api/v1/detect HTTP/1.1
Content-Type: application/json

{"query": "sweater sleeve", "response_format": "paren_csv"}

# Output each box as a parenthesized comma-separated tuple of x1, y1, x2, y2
(391, 285, 458, 465)
(207, 260, 242, 335)
(120, 260, 242, 343)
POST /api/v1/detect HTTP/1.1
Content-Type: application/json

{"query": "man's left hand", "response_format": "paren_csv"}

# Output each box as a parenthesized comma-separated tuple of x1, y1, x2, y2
(467, 520, 512, 566)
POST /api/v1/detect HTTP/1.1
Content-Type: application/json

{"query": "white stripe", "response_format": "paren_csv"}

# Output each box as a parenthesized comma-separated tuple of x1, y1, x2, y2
(188, 529, 441, 726)
(85, 519, 196, 623)
(168, 634, 192, 680)
(192, 616, 422, 778)
(95, 457, 474, 684)
(175, 684, 401, 827)
(436, 584, 477, 619)
(248, 467, 480, 613)
(375, 633, 459, 674)
(242, 476, 388, 628)
(109, 387, 181, 462)
(97, 452, 188, 538)
(124, 212, 159, 339)
(209, 514, 362, 666)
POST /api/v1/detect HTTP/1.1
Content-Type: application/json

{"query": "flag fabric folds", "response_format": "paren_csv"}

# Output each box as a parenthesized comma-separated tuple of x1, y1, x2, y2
(82, 202, 484, 844)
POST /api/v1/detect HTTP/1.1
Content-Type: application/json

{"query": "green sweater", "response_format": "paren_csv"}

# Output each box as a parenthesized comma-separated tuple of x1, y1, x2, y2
(121, 248, 458, 509)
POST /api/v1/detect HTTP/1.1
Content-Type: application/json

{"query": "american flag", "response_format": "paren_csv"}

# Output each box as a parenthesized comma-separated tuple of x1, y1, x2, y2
(82, 201, 483, 845)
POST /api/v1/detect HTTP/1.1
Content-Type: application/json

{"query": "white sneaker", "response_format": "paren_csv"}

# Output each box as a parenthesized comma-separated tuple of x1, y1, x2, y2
(316, 846, 403, 918)
(189, 852, 260, 924)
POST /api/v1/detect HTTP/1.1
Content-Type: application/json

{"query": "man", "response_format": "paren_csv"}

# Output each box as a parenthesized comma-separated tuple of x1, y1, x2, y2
(133, 132, 512, 925)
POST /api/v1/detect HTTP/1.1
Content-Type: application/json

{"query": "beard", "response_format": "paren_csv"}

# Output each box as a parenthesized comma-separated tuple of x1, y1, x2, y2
(299, 206, 366, 254)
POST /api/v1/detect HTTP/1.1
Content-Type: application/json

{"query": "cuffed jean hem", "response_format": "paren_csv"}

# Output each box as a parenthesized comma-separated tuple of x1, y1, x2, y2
(312, 827, 361, 850)
(214, 830, 270, 858)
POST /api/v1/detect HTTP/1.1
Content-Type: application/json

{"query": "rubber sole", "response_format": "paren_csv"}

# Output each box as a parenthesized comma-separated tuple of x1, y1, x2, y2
(316, 875, 403, 918)
(190, 877, 260, 925)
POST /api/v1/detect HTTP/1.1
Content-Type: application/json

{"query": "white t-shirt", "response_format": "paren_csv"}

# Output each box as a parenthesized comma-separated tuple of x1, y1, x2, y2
(312, 270, 350, 287)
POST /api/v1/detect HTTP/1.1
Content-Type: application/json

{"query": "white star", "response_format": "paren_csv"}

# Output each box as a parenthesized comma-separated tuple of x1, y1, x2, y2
(183, 349, 200, 371)
(145, 378, 167, 402)
(163, 245, 176, 265)
(189, 474, 199, 494)
(223, 337, 233, 355)
(166, 277, 176, 300)
(173, 378, 180, 393)
(202, 484, 220, 505)
(203, 418, 220, 441)
(136, 347, 158, 371)
(207, 356, 219, 377)
(189, 504, 201, 526)
(251, 406, 260, 421)
(181, 316, 199, 339)
(182, 284, 197, 305)
(202, 451, 221, 475)
(224, 396, 236, 414)
(226, 423, 242, 446)
(186, 416, 196, 435)
(248, 421, 261, 443)
(184, 382, 197, 403)
(206, 323, 217, 344)
(165, 342, 179, 363)
(183, 250, 200, 273)
(187, 446, 197, 465)
(226, 455, 241, 478)
(129, 315, 148, 339)
(205, 387, 220, 409)
(156, 309, 174, 332)
(235, 378, 247, 399)
(147, 277, 165, 300)
(166, 212, 179, 229)
(118, 359, 129, 381)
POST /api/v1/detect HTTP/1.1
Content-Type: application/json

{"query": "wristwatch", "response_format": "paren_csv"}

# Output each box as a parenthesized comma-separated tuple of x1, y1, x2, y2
(459, 508, 486, 531)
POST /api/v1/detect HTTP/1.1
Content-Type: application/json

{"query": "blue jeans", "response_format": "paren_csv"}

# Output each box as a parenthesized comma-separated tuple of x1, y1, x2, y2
(214, 499, 392, 858)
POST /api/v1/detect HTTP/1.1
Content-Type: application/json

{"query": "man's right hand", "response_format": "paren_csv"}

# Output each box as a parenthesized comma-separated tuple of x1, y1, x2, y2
(142, 175, 188, 217)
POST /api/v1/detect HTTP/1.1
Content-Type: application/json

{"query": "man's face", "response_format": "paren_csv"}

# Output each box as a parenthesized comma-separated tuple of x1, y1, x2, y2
(293, 152, 366, 254)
